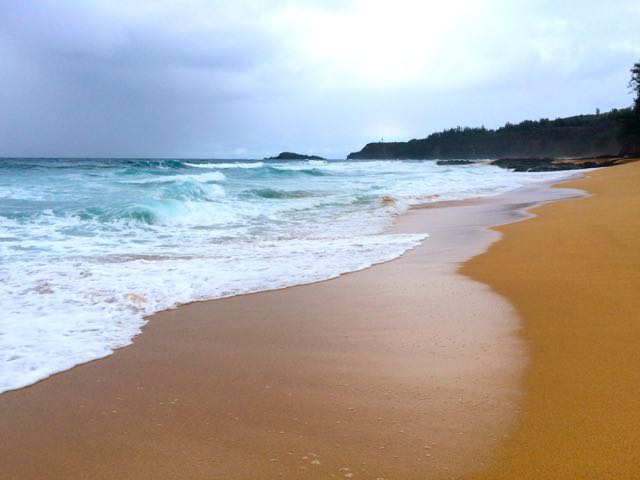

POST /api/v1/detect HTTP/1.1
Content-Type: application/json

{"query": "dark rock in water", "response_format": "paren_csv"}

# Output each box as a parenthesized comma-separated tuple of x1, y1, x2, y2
(265, 152, 326, 161)
(490, 157, 621, 172)
(491, 158, 556, 172)
(436, 160, 475, 166)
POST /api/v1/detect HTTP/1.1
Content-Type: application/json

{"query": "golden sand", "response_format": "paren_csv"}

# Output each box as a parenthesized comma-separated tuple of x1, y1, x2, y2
(462, 160, 640, 479)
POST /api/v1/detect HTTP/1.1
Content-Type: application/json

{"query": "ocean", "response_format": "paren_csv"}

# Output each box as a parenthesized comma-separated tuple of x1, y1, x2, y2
(0, 158, 570, 392)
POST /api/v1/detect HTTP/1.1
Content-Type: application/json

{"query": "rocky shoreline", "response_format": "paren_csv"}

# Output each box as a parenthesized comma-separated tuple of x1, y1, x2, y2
(489, 156, 634, 172)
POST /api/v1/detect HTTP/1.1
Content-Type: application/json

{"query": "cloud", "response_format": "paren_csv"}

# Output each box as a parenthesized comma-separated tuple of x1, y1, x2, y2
(0, 0, 639, 158)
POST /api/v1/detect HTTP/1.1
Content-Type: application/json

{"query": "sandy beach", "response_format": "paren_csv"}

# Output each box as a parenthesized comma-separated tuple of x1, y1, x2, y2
(0, 178, 577, 479)
(2, 162, 638, 479)
(464, 160, 640, 479)
(3, 3, 639, 479)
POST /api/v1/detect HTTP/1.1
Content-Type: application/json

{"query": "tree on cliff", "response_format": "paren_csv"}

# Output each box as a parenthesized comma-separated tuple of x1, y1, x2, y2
(620, 60, 640, 155)
(630, 60, 640, 113)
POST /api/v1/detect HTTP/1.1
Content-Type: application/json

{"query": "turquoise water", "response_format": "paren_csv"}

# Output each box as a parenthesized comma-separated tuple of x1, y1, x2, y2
(0, 158, 570, 392)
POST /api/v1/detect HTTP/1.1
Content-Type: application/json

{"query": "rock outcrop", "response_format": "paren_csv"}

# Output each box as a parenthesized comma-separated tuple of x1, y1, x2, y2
(265, 152, 326, 161)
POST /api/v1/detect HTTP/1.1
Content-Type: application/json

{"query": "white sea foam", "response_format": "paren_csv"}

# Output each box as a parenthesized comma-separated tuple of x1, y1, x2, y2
(0, 158, 575, 393)
(185, 161, 265, 169)
(122, 171, 227, 184)
(0, 234, 427, 392)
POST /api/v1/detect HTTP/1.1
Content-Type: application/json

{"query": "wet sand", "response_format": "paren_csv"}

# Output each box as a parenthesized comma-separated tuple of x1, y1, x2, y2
(0, 181, 577, 479)
(463, 160, 640, 479)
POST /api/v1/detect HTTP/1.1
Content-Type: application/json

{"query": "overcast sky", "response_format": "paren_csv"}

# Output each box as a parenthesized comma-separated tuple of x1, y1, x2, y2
(1, 0, 639, 158)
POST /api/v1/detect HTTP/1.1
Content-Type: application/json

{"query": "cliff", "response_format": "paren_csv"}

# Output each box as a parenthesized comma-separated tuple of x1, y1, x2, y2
(348, 109, 634, 160)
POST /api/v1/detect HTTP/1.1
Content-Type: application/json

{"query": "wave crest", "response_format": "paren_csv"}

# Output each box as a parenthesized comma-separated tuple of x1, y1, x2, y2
(121, 171, 227, 184)
(184, 161, 264, 169)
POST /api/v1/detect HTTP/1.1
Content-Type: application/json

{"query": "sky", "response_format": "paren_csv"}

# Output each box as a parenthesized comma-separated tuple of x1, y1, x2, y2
(1, 0, 639, 159)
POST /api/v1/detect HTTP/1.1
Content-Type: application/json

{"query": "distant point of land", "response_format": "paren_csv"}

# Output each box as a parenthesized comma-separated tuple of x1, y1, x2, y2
(348, 108, 639, 160)
(265, 152, 326, 161)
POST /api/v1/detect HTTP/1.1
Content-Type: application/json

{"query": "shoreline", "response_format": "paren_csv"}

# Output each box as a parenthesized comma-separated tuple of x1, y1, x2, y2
(0, 172, 573, 396)
(463, 160, 640, 478)
(1, 176, 582, 479)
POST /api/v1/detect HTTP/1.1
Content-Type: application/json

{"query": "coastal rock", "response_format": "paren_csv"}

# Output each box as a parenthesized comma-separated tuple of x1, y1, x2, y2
(265, 152, 326, 161)
(490, 157, 620, 172)
(436, 160, 475, 166)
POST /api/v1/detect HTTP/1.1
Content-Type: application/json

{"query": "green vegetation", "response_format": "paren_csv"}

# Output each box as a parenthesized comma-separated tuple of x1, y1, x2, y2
(630, 61, 640, 113)
(620, 60, 640, 155)
(348, 110, 633, 159)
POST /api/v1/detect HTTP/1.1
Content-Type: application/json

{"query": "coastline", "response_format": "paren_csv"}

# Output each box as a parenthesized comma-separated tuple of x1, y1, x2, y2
(463, 160, 640, 479)
(1, 176, 580, 479)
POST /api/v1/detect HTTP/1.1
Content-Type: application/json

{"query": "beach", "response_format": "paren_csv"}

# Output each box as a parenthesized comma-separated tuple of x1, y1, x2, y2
(464, 159, 640, 479)
(1, 161, 638, 479)
(3, 2, 639, 478)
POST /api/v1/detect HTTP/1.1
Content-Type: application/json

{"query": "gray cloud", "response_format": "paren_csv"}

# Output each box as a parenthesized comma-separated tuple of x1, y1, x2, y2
(1, 0, 639, 158)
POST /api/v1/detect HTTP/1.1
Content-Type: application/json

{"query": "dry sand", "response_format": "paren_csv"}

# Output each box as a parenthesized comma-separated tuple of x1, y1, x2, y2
(0, 181, 577, 480)
(463, 160, 640, 479)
